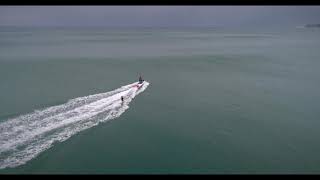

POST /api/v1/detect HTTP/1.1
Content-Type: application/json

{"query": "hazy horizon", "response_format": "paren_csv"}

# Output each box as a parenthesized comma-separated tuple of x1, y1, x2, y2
(0, 6, 320, 29)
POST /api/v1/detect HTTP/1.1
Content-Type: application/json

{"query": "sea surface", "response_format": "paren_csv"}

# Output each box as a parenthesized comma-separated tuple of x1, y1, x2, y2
(0, 26, 320, 174)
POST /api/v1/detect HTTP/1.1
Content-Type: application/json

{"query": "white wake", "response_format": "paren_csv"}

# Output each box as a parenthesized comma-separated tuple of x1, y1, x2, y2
(0, 81, 149, 169)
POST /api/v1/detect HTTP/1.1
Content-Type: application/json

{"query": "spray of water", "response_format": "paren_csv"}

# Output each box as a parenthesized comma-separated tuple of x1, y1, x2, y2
(0, 81, 149, 169)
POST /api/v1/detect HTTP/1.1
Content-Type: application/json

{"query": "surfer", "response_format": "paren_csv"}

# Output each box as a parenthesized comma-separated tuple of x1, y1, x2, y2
(121, 96, 124, 102)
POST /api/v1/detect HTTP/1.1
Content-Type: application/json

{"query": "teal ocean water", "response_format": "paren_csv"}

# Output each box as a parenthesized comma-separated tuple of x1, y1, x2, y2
(0, 27, 320, 174)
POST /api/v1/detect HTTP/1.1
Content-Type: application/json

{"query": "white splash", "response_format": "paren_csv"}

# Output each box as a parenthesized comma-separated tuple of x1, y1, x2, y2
(0, 81, 149, 169)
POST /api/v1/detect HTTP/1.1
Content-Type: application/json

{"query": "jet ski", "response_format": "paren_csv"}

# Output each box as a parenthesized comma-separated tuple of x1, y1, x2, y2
(131, 75, 144, 90)
(132, 81, 144, 90)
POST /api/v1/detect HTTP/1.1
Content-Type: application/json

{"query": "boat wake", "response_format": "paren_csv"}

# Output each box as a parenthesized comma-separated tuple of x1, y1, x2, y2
(0, 81, 149, 169)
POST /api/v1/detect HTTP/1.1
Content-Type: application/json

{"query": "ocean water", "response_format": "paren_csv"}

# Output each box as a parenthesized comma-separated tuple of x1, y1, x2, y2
(0, 27, 320, 174)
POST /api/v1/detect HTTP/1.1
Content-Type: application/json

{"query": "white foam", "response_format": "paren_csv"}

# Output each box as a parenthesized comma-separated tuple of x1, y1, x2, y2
(0, 81, 149, 169)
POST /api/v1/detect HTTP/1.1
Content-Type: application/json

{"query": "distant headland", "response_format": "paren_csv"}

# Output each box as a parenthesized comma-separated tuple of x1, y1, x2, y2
(304, 24, 320, 28)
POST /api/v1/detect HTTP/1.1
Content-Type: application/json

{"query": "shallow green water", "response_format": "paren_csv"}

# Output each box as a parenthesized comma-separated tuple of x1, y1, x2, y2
(0, 27, 320, 174)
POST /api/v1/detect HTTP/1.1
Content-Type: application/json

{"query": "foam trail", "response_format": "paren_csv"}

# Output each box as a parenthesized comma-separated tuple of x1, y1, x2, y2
(0, 81, 149, 169)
